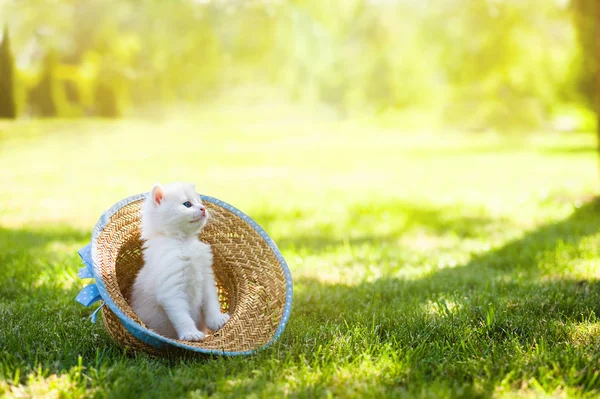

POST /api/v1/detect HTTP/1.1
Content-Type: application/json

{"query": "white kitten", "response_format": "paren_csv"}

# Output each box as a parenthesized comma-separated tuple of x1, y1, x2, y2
(130, 182, 230, 341)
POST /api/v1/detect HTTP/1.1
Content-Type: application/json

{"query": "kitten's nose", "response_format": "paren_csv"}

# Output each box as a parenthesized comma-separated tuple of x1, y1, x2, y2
(200, 206, 206, 216)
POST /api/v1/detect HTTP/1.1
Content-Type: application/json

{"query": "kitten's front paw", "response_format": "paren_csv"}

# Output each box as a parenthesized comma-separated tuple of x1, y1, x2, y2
(178, 328, 205, 341)
(205, 313, 230, 331)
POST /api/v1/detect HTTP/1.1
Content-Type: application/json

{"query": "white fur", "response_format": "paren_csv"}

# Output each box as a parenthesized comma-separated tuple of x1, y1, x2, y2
(130, 182, 229, 341)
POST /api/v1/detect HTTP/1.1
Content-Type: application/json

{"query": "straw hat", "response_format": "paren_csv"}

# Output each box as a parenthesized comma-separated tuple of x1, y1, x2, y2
(75, 193, 293, 356)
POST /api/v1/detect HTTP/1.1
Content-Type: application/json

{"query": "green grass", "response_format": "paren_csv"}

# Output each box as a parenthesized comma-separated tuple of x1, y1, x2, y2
(2, 108, 600, 398)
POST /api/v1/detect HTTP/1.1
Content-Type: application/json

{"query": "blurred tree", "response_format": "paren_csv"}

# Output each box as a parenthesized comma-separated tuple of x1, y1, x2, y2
(572, 0, 600, 171)
(28, 51, 68, 117)
(597, 0, 600, 142)
(425, 0, 576, 132)
(0, 25, 17, 119)
(571, 0, 597, 111)
(93, 56, 126, 118)
(94, 80, 120, 118)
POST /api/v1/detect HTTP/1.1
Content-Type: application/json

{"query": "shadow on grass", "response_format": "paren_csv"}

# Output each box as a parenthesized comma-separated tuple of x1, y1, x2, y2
(288, 276, 600, 396)
(288, 198, 600, 297)
(0, 226, 124, 374)
(0, 226, 90, 298)
(285, 199, 600, 395)
(290, 198, 600, 316)
(418, 198, 600, 285)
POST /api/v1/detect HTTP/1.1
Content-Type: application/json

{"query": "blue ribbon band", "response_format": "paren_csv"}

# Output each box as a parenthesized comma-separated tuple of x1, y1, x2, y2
(76, 243, 103, 322)
(75, 283, 104, 323)
(75, 283, 101, 307)
(77, 244, 93, 279)
(77, 267, 93, 279)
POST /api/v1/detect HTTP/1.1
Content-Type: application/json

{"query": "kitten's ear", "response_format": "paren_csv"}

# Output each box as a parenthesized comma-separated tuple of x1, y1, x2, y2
(151, 183, 165, 205)
(189, 183, 196, 191)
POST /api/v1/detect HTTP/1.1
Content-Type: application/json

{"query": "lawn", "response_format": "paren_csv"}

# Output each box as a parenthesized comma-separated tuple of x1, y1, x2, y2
(1, 107, 600, 398)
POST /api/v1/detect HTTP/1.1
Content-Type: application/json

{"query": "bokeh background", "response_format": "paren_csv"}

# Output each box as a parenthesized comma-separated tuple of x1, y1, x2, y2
(0, 0, 597, 131)
(2, 1, 600, 398)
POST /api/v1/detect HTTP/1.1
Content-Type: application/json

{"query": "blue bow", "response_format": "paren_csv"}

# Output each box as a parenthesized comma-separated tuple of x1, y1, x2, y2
(75, 243, 104, 322)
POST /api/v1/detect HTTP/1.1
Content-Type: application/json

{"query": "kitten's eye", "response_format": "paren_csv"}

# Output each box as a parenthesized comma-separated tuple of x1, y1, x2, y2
(183, 201, 192, 208)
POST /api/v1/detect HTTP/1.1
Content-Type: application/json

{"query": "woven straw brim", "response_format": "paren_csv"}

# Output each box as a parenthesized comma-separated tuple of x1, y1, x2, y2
(95, 198, 288, 354)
